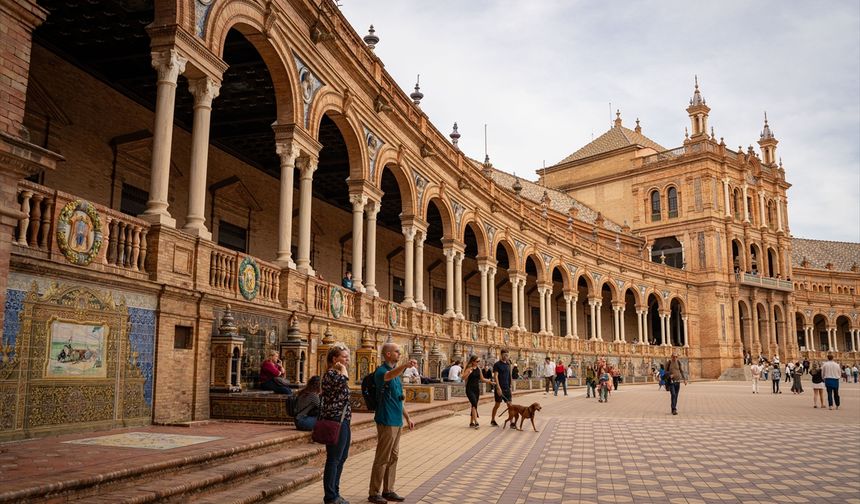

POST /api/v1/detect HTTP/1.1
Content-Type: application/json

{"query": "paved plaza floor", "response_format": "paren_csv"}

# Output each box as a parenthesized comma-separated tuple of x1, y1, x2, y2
(283, 380, 860, 504)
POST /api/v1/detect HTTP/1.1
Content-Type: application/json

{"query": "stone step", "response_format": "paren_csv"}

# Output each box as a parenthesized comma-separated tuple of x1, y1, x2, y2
(45, 408, 456, 504)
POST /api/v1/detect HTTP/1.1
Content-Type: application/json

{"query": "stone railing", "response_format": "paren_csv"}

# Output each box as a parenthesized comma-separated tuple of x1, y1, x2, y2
(736, 273, 793, 292)
(305, 276, 357, 321)
(12, 180, 150, 277)
(200, 242, 280, 304)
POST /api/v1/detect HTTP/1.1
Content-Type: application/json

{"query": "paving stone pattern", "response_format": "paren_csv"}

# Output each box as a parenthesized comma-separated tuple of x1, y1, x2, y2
(283, 382, 860, 504)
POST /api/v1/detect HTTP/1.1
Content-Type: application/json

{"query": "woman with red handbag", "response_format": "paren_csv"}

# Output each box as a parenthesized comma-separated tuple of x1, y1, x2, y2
(318, 344, 352, 504)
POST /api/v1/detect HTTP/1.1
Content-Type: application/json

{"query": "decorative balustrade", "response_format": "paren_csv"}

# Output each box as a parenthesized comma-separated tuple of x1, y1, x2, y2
(13, 180, 149, 275)
(736, 273, 793, 292)
(205, 244, 280, 303)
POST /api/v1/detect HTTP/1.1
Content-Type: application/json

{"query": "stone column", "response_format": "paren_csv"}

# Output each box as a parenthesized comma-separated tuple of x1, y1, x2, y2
(443, 247, 456, 317)
(758, 192, 767, 228)
(454, 251, 464, 319)
(722, 178, 731, 217)
(487, 266, 497, 326)
(751, 305, 760, 354)
(365, 201, 379, 296)
(660, 313, 668, 346)
(545, 288, 553, 335)
(478, 263, 489, 324)
(537, 285, 547, 335)
(589, 299, 597, 340)
(296, 157, 317, 275)
(776, 196, 784, 232)
(414, 230, 426, 310)
(143, 49, 187, 227)
(571, 294, 579, 339)
(742, 183, 750, 223)
(832, 328, 838, 352)
(620, 307, 627, 343)
(183, 76, 220, 239)
(804, 326, 812, 351)
(350, 194, 367, 291)
(402, 225, 416, 308)
(510, 273, 520, 330)
(612, 305, 621, 342)
(682, 316, 689, 348)
(563, 293, 573, 337)
(636, 310, 644, 344)
(596, 301, 604, 341)
(518, 278, 526, 331)
(275, 144, 297, 267)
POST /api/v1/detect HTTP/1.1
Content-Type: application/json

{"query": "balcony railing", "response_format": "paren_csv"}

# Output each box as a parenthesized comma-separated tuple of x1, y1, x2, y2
(736, 273, 793, 292)
(13, 180, 150, 277)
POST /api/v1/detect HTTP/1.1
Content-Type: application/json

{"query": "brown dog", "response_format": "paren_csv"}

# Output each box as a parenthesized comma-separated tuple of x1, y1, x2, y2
(498, 402, 542, 431)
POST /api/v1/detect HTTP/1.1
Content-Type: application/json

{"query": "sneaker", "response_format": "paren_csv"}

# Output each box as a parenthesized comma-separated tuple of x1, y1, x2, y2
(490, 420, 498, 427)
(672, 410, 678, 415)
(382, 492, 405, 502)
(368, 496, 387, 504)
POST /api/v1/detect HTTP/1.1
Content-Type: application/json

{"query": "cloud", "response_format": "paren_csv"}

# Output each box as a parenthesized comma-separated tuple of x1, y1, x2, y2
(340, 0, 860, 242)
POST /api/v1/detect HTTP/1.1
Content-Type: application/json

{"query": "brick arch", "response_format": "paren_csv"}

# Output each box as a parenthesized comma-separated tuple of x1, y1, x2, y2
(522, 250, 547, 283)
(461, 217, 489, 258)
(597, 278, 621, 303)
(573, 268, 596, 297)
(309, 106, 365, 183)
(203, 5, 298, 125)
(669, 295, 686, 314)
(422, 191, 455, 241)
(546, 260, 573, 291)
(492, 236, 519, 270)
(623, 286, 643, 308)
(646, 289, 666, 312)
(376, 161, 416, 218)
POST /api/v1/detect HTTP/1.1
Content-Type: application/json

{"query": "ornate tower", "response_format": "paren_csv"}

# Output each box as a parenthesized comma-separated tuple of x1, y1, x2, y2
(686, 76, 710, 139)
(758, 112, 778, 166)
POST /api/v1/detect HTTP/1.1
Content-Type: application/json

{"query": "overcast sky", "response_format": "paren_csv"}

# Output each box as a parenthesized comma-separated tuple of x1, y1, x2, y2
(339, 1, 860, 243)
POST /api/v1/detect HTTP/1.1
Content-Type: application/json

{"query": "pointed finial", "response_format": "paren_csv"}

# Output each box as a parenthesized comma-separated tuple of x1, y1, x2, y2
(710, 126, 715, 139)
(363, 25, 379, 50)
(760, 111, 774, 140)
(512, 176, 522, 195)
(614, 109, 622, 127)
(690, 75, 705, 106)
(684, 127, 689, 139)
(634, 118, 641, 133)
(410, 74, 423, 105)
(449, 122, 460, 149)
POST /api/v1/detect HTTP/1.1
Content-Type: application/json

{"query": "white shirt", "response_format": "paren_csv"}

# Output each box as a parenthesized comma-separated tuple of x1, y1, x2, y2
(448, 364, 462, 382)
(543, 363, 555, 378)
(402, 366, 420, 383)
(751, 364, 762, 378)
(821, 361, 841, 380)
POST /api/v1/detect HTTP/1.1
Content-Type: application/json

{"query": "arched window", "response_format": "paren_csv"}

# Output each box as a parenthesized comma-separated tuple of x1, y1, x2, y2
(667, 187, 679, 218)
(732, 188, 742, 220)
(650, 190, 661, 221)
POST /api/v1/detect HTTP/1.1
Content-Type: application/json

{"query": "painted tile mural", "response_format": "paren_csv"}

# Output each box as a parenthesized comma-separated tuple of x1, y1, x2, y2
(128, 307, 156, 406)
(2, 289, 25, 362)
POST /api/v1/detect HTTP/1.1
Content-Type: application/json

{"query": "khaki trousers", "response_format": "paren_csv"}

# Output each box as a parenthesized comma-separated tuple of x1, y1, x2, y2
(369, 424, 402, 495)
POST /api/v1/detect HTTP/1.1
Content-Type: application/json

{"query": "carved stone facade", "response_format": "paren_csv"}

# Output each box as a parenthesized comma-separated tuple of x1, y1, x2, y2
(0, 0, 856, 436)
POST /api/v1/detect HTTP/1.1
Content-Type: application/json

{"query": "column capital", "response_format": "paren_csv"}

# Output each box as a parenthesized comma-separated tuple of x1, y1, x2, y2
(188, 76, 221, 108)
(402, 225, 417, 241)
(151, 48, 187, 84)
(443, 247, 457, 260)
(365, 199, 381, 219)
(350, 193, 368, 210)
(297, 156, 318, 176)
(276, 142, 299, 165)
(478, 263, 489, 274)
(563, 292, 572, 302)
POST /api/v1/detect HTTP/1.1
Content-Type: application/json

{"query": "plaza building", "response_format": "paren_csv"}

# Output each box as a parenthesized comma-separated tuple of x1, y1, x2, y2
(0, 0, 857, 440)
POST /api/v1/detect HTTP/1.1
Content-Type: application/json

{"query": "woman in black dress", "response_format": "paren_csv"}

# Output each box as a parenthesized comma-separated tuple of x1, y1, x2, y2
(463, 355, 492, 429)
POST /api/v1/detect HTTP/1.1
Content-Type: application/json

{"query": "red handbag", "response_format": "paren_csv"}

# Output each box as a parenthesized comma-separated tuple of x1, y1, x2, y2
(311, 402, 348, 445)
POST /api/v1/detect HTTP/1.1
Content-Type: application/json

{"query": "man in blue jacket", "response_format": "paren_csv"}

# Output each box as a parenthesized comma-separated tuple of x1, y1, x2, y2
(368, 343, 415, 504)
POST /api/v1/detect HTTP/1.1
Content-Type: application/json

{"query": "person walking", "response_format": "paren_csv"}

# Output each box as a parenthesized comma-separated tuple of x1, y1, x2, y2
(294, 375, 321, 431)
(665, 353, 687, 415)
(463, 355, 491, 428)
(821, 354, 842, 410)
(771, 363, 782, 394)
(750, 361, 762, 394)
(597, 359, 611, 403)
(320, 345, 352, 504)
(491, 349, 513, 426)
(791, 362, 804, 394)
(853, 364, 859, 383)
(368, 343, 415, 504)
(810, 363, 825, 408)
(554, 359, 568, 396)
(586, 364, 596, 398)
(611, 365, 621, 391)
(543, 357, 555, 395)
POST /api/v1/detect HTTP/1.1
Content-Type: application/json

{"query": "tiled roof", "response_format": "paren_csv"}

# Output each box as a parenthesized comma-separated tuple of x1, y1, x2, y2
(556, 125, 666, 165)
(468, 158, 623, 232)
(791, 238, 860, 272)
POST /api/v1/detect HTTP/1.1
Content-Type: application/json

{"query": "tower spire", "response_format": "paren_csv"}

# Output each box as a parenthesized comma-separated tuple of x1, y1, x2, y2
(758, 111, 778, 165)
(686, 75, 710, 139)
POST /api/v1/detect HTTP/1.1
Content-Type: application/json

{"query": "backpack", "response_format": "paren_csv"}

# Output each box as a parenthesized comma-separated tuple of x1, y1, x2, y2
(361, 372, 379, 411)
(286, 394, 299, 417)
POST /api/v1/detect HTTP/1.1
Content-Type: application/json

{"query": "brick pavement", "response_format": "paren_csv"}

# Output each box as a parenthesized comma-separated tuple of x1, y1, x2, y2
(280, 381, 860, 504)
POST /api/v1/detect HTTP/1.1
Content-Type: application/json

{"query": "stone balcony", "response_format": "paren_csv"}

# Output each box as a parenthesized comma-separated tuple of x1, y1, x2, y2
(735, 272, 793, 292)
